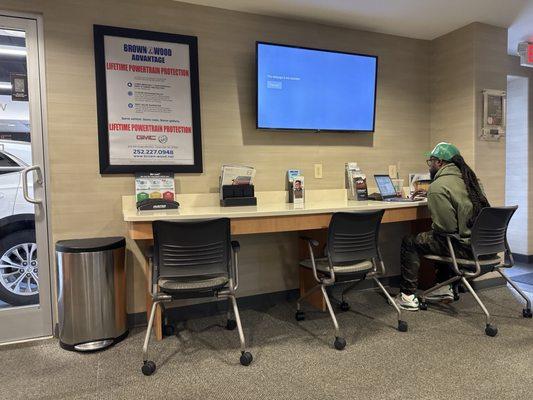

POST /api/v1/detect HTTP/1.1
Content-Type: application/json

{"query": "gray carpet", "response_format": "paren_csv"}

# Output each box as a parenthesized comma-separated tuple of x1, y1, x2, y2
(1, 286, 532, 400)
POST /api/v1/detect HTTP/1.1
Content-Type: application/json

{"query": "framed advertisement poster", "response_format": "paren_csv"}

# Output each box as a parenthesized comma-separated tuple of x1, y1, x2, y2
(94, 25, 202, 174)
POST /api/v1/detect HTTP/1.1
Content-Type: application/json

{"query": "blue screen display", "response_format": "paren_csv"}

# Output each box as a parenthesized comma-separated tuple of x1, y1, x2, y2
(257, 43, 377, 131)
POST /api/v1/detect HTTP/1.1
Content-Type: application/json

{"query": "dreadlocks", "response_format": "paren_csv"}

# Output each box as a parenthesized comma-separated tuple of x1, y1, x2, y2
(450, 154, 490, 227)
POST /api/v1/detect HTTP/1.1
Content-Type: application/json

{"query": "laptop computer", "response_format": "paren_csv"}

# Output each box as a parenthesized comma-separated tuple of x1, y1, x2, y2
(374, 175, 416, 202)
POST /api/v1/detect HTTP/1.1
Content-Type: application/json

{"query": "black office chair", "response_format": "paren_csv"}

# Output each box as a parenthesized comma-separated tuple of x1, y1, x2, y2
(141, 218, 252, 376)
(298, 210, 407, 350)
(419, 206, 531, 337)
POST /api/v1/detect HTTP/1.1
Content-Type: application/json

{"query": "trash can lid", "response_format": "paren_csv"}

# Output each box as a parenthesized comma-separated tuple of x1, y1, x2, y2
(55, 237, 126, 253)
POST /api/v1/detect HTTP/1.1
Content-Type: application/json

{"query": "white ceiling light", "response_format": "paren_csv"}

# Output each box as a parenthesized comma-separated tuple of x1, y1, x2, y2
(0, 45, 26, 57)
(0, 29, 25, 38)
(0, 82, 12, 90)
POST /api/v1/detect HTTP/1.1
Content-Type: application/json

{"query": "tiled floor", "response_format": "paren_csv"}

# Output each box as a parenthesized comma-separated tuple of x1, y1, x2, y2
(503, 262, 533, 302)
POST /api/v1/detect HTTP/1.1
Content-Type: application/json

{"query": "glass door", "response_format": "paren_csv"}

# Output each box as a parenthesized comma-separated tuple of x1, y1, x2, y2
(0, 13, 52, 343)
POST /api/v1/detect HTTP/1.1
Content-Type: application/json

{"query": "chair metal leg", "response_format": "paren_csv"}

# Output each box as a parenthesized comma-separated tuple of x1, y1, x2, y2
(296, 283, 322, 311)
(229, 294, 254, 366)
(142, 300, 160, 362)
(341, 281, 360, 301)
(320, 285, 339, 336)
(319, 285, 346, 349)
(461, 277, 498, 336)
(372, 277, 408, 332)
(496, 268, 532, 311)
(229, 294, 246, 352)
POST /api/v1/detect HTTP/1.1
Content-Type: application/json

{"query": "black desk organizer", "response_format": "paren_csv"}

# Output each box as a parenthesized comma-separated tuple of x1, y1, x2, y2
(220, 184, 257, 207)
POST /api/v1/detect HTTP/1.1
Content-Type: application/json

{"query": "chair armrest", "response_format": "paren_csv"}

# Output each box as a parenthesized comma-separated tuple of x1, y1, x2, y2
(300, 236, 319, 247)
(231, 240, 241, 253)
(300, 236, 324, 283)
(230, 241, 240, 291)
(444, 233, 462, 243)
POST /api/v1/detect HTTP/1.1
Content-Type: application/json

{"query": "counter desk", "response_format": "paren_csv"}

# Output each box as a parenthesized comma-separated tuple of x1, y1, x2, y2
(123, 189, 430, 340)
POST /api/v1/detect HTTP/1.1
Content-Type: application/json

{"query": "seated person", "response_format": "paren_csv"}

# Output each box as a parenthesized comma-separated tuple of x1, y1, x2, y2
(396, 142, 490, 311)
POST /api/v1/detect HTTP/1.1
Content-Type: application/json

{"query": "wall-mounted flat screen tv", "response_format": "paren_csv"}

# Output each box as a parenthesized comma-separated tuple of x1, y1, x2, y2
(256, 42, 378, 132)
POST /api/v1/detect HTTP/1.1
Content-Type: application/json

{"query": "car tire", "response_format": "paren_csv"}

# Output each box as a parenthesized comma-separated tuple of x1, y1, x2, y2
(0, 229, 39, 306)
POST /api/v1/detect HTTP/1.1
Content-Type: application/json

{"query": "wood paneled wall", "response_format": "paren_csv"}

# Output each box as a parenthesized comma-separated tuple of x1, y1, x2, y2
(0, 0, 430, 313)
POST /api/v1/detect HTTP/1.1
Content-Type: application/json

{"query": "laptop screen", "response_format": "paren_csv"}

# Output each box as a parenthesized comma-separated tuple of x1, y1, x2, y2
(374, 175, 397, 198)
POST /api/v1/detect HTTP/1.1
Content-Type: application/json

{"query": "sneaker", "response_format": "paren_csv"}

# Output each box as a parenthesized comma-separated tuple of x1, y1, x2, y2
(425, 285, 454, 303)
(395, 292, 419, 311)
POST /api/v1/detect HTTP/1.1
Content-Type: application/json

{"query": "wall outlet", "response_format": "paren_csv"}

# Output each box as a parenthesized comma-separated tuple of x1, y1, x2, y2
(314, 163, 323, 179)
(388, 165, 398, 178)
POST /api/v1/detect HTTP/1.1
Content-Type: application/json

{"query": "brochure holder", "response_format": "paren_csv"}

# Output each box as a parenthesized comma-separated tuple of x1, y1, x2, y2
(287, 178, 295, 204)
(219, 182, 257, 207)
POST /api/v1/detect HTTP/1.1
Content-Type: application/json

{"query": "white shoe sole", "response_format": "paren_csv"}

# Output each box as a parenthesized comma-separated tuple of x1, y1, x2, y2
(397, 303, 420, 311)
(425, 296, 454, 304)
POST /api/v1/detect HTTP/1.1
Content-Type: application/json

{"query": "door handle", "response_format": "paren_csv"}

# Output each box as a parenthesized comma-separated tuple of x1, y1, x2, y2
(21, 165, 43, 204)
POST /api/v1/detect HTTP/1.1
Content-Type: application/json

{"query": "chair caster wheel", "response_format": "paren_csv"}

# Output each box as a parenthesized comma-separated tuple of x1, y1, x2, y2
(333, 336, 346, 350)
(163, 324, 175, 337)
(419, 302, 428, 311)
(522, 308, 532, 318)
(295, 311, 305, 321)
(485, 324, 498, 337)
(240, 351, 253, 366)
(398, 320, 408, 332)
(453, 293, 460, 302)
(226, 319, 237, 330)
(141, 360, 156, 376)
(339, 301, 350, 312)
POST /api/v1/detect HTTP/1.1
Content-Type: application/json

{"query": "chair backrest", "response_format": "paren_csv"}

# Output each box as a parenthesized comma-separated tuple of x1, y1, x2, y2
(152, 218, 231, 279)
(470, 206, 517, 257)
(327, 210, 384, 265)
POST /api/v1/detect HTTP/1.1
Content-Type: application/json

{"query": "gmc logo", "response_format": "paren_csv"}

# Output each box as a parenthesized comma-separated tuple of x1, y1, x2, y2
(136, 135, 156, 141)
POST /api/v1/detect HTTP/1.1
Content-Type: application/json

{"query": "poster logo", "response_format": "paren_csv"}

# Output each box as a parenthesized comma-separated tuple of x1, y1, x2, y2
(158, 135, 168, 144)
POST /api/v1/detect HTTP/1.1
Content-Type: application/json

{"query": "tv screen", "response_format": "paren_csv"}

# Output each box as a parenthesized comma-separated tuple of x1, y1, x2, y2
(256, 42, 378, 132)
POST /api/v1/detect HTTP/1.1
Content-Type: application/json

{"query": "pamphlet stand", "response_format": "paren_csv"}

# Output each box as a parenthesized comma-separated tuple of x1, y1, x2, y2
(287, 179, 294, 203)
(220, 184, 257, 207)
(345, 169, 356, 200)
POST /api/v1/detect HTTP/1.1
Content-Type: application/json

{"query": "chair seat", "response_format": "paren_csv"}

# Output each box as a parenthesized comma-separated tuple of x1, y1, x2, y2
(158, 275, 229, 293)
(299, 257, 373, 275)
(423, 254, 502, 268)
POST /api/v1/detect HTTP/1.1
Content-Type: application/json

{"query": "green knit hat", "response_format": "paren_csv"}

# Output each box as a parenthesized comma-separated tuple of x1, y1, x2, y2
(425, 142, 460, 161)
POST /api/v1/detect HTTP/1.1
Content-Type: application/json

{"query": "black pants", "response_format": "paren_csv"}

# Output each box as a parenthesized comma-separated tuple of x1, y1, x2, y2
(400, 231, 472, 295)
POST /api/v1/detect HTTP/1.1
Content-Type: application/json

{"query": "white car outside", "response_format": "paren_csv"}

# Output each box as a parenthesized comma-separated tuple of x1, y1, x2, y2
(0, 140, 38, 306)
(0, 140, 33, 218)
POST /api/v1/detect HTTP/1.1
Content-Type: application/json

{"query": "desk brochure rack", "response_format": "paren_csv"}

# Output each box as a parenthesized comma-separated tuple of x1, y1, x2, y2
(219, 164, 257, 206)
(135, 172, 180, 211)
(345, 163, 368, 201)
(287, 169, 305, 205)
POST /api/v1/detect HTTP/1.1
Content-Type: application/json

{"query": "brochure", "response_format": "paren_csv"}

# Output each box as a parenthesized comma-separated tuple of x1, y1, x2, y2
(135, 172, 175, 204)
(292, 175, 305, 205)
(345, 162, 368, 201)
(220, 165, 256, 186)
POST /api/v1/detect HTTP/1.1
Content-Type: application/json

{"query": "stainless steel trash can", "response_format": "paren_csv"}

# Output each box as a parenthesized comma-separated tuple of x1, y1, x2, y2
(56, 237, 128, 352)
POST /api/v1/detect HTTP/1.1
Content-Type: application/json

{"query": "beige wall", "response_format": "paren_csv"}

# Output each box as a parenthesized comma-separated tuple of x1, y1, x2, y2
(430, 24, 476, 165)
(4, 1, 527, 317)
(0, 0, 430, 314)
(431, 23, 533, 207)
(473, 23, 509, 207)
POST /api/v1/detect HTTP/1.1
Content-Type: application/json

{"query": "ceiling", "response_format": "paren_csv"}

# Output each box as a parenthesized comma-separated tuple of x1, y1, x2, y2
(177, 0, 530, 42)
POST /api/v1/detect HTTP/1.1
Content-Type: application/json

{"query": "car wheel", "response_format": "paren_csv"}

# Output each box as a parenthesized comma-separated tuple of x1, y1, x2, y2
(0, 229, 39, 306)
